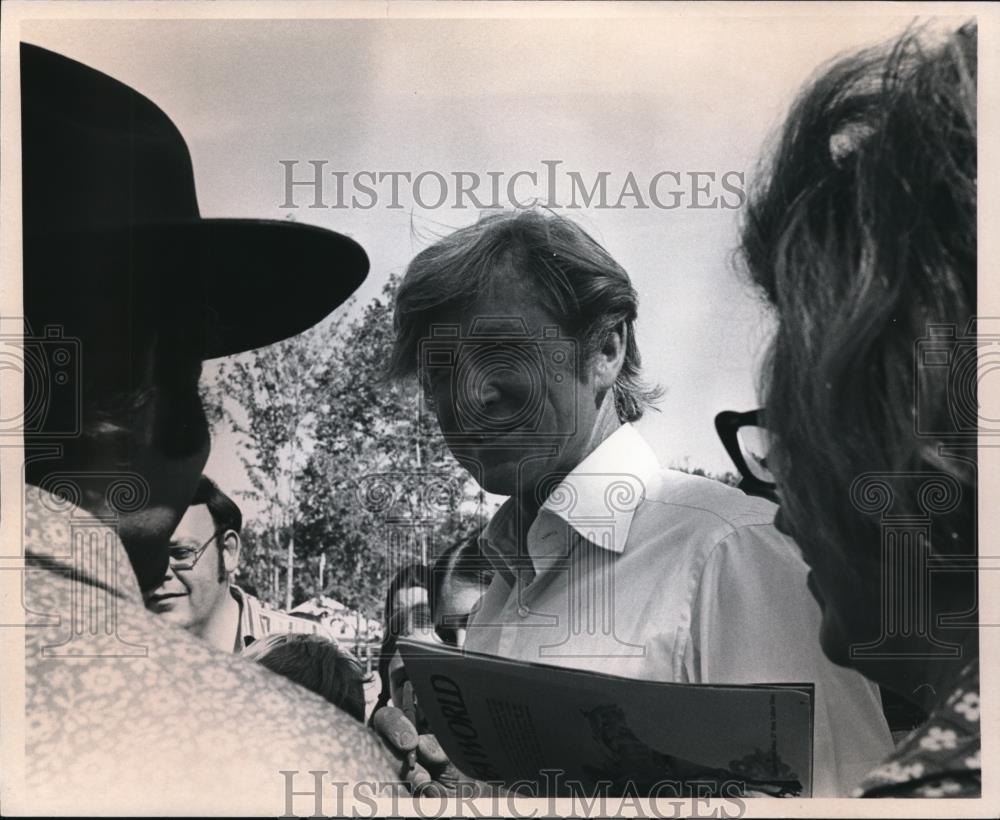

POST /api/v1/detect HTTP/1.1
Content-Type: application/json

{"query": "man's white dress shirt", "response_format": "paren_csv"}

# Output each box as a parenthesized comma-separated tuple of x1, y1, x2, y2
(465, 423, 892, 796)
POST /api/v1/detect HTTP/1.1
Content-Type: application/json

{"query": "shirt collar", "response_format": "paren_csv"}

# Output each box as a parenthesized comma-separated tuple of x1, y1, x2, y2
(481, 423, 661, 577)
(230, 584, 248, 644)
(24, 483, 143, 603)
(479, 499, 525, 585)
(539, 422, 660, 553)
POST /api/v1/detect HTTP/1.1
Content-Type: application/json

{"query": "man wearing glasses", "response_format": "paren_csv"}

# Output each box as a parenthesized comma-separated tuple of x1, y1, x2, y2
(144, 476, 330, 652)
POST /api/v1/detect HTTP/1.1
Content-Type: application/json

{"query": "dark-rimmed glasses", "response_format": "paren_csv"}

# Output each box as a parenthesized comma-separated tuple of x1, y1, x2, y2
(714, 409, 777, 502)
(167, 530, 222, 571)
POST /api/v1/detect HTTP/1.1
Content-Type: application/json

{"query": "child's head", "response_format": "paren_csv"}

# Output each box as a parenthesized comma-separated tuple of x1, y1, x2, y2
(243, 633, 366, 723)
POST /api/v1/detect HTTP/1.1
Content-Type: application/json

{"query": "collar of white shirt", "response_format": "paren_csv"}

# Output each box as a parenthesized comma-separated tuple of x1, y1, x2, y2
(480, 423, 662, 580)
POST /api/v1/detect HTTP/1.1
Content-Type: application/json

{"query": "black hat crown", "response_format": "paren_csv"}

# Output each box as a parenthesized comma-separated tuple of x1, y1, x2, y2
(20, 43, 369, 359)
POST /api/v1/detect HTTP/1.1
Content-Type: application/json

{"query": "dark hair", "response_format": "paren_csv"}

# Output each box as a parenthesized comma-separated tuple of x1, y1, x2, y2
(431, 530, 494, 623)
(23, 278, 210, 485)
(243, 633, 366, 723)
(23, 243, 211, 592)
(190, 476, 242, 583)
(372, 563, 433, 718)
(741, 23, 976, 576)
(24, 226, 215, 461)
(381, 562, 432, 627)
(191, 475, 243, 535)
(390, 210, 661, 422)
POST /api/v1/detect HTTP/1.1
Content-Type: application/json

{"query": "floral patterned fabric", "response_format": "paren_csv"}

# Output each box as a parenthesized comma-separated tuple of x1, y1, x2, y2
(20, 485, 398, 813)
(854, 659, 980, 798)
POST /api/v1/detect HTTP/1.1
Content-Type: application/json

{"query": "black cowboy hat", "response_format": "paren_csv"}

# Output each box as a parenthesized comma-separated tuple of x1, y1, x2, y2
(20, 42, 367, 359)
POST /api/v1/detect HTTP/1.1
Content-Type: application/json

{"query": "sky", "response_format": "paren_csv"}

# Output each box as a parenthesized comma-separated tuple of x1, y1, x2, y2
(21, 9, 935, 515)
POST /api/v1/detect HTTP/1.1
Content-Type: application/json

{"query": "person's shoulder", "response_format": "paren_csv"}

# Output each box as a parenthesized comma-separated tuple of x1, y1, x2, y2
(25, 590, 395, 803)
(203, 631, 390, 781)
(640, 469, 779, 533)
(632, 469, 806, 577)
(24, 483, 142, 600)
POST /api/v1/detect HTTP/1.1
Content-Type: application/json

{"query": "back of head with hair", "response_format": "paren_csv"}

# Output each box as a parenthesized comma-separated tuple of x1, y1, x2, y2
(243, 633, 366, 723)
(741, 23, 977, 577)
(390, 210, 661, 422)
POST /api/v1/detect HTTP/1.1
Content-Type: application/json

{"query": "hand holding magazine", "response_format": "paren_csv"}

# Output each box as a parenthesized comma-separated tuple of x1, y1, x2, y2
(399, 638, 814, 798)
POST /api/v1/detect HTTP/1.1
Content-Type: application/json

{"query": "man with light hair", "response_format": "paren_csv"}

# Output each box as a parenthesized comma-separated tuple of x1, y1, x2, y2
(384, 209, 892, 795)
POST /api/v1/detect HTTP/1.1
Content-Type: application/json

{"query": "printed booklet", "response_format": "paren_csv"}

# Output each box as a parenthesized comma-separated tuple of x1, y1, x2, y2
(398, 638, 814, 797)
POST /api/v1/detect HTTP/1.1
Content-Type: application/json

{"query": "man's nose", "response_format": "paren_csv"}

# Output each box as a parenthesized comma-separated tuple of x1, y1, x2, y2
(157, 561, 180, 585)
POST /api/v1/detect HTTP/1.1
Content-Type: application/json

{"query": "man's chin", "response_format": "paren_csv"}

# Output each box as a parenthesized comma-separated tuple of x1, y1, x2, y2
(818, 617, 853, 668)
(807, 573, 850, 665)
(145, 598, 191, 627)
(456, 457, 521, 496)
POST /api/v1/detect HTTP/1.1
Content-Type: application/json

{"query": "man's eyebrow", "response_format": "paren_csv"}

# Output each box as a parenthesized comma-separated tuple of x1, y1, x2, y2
(465, 314, 538, 335)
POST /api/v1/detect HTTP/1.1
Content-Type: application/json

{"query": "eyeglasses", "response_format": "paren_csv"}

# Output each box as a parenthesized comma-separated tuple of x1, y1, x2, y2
(167, 531, 221, 571)
(714, 409, 777, 502)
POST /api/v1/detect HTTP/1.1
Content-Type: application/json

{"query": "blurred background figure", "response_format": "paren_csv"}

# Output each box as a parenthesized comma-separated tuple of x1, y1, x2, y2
(371, 540, 494, 717)
(372, 563, 435, 721)
(242, 633, 367, 723)
(740, 22, 978, 798)
(431, 530, 494, 648)
(368, 563, 456, 794)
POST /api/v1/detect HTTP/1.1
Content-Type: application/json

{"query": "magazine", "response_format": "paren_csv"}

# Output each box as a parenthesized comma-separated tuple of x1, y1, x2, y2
(398, 637, 814, 797)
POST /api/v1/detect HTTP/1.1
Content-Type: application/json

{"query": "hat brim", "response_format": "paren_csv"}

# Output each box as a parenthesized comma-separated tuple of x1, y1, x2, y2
(31, 217, 369, 360)
(173, 218, 369, 359)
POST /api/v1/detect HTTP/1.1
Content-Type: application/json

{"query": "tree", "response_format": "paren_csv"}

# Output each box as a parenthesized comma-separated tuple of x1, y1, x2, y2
(209, 276, 484, 621)
(211, 313, 349, 610)
(231, 523, 281, 606)
(296, 275, 484, 615)
(669, 458, 740, 488)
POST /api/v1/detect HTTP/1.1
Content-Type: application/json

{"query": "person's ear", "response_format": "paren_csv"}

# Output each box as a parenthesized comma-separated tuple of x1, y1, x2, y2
(221, 530, 241, 576)
(590, 324, 626, 393)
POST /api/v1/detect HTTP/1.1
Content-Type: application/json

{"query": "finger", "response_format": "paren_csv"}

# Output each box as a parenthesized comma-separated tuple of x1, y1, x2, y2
(400, 681, 418, 728)
(414, 780, 454, 798)
(416, 734, 450, 771)
(435, 762, 464, 786)
(371, 707, 420, 753)
(406, 763, 432, 791)
(391, 752, 417, 782)
(382, 781, 410, 798)
(381, 745, 416, 781)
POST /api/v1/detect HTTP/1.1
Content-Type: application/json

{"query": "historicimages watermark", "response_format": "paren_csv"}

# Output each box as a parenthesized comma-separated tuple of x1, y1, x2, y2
(279, 160, 746, 212)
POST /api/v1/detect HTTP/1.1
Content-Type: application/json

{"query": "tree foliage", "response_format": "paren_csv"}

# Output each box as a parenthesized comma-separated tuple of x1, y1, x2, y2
(210, 276, 485, 618)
